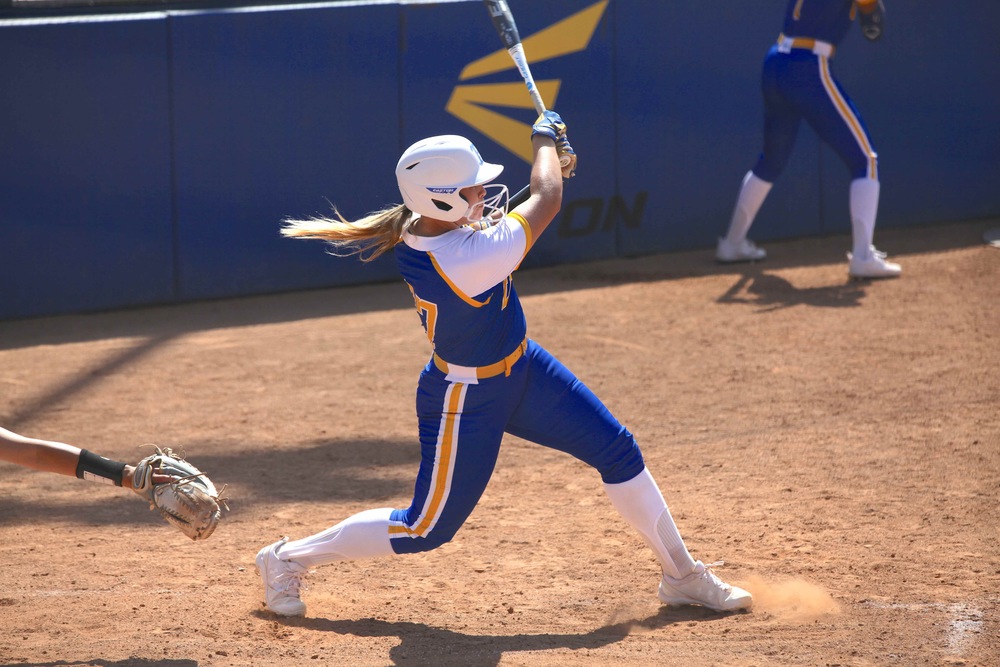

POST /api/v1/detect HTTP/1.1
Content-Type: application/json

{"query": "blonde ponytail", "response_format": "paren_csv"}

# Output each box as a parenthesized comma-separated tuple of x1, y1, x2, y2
(281, 204, 414, 262)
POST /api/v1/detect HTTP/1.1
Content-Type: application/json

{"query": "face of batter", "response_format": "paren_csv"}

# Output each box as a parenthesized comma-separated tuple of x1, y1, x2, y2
(459, 184, 486, 221)
(409, 184, 490, 237)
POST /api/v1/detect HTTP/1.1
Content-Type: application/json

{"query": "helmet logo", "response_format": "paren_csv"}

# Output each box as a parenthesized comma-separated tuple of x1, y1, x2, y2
(428, 187, 458, 194)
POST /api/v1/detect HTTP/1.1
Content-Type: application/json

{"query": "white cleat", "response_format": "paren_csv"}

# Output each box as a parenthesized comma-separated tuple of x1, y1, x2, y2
(256, 537, 308, 617)
(847, 246, 887, 261)
(658, 561, 753, 612)
(848, 247, 901, 279)
(717, 237, 766, 263)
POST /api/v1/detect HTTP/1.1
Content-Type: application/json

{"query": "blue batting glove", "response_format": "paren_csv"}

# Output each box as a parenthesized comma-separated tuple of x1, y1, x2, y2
(531, 110, 567, 140)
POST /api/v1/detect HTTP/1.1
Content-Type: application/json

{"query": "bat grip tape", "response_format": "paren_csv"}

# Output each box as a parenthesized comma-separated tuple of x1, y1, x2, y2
(76, 449, 126, 486)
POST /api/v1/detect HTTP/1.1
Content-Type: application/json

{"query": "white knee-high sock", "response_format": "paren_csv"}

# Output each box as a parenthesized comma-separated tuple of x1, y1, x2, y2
(724, 171, 773, 244)
(850, 177, 880, 259)
(603, 468, 697, 579)
(277, 508, 395, 568)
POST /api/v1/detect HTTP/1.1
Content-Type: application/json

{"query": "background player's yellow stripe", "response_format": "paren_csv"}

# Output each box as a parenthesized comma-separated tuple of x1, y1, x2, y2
(819, 57, 878, 179)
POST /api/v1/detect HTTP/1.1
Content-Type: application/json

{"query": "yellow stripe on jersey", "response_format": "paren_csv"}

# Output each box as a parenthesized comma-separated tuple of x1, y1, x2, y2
(428, 252, 492, 308)
(389, 382, 465, 539)
(510, 211, 533, 251)
(818, 56, 878, 179)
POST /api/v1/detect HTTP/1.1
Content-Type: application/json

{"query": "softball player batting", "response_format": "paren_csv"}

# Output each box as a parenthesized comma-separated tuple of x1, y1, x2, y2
(717, 0, 900, 279)
(256, 113, 752, 616)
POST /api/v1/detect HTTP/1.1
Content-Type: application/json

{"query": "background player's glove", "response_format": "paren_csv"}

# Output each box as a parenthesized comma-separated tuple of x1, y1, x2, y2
(556, 135, 577, 179)
(132, 447, 228, 540)
(531, 110, 567, 141)
(859, 0, 885, 41)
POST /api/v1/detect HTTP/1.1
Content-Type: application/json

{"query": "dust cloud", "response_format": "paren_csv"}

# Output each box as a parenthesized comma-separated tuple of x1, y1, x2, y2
(743, 575, 841, 622)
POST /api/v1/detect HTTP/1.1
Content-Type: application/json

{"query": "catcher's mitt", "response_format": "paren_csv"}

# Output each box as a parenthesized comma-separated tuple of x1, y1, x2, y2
(132, 447, 228, 540)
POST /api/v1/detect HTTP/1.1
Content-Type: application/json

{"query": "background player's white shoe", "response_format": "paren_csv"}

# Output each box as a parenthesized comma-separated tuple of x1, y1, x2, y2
(848, 247, 901, 279)
(658, 561, 753, 612)
(256, 537, 308, 617)
(717, 237, 767, 263)
(847, 246, 887, 261)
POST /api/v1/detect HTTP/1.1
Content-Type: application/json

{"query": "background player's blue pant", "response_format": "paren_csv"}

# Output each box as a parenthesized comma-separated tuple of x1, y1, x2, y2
(754, 46, 877, 182)
(389, 339, 645, 554)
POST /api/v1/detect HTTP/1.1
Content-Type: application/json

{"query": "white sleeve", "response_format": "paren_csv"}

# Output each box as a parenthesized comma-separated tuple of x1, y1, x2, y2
(433, 214, 530, 298)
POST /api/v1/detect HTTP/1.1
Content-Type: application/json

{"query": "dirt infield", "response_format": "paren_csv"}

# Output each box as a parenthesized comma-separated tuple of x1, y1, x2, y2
(1, 220, 997, 667)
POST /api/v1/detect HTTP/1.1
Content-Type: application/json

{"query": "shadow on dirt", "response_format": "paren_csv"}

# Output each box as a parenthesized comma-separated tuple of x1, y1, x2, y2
(0, 660, 198, 667)
(257, 605, 743, 666)
(0, 221, 988, 432)
(716, 271, 868, 310)
(1, 333, 179, 427)
(0, 437, 419, 527)
(0, 220, 989, 350)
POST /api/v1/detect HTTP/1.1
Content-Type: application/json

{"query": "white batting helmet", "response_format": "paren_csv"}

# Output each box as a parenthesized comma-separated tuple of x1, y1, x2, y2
(396, 135, 504, 222)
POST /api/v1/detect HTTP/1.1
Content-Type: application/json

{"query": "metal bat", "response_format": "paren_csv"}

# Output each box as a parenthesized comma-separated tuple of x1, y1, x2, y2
(482, 0, 572, 169)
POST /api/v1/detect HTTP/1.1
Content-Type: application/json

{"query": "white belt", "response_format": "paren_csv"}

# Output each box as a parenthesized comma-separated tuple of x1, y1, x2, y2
(777, 33, 835, 58)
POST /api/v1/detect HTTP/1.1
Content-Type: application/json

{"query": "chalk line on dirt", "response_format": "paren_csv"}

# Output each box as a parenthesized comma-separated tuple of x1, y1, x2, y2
(863, 600, 986, 656)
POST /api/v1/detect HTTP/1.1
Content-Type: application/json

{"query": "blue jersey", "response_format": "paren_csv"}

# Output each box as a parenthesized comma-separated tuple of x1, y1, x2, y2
(782, 0, 860, 45)
(395, 212, 531, 368)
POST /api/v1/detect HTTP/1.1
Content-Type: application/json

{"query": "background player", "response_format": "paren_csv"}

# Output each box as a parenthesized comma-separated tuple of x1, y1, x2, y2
(716, 0, 900, 279)
(255, 113, 752, 617)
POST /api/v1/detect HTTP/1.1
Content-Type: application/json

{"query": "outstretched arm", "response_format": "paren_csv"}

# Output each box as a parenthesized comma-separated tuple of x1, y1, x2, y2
(0, 426, 156, 489)
(0, 426, 83, 476)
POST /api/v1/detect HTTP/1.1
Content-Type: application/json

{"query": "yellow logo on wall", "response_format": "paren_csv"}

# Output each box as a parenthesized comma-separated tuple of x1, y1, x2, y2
(447, 1, 609, 164)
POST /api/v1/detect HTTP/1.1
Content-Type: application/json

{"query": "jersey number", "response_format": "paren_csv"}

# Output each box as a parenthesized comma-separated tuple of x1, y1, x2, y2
(407, 276, 513, 348)
(501, 275, 513, 310)
(407, 283, 439, 346)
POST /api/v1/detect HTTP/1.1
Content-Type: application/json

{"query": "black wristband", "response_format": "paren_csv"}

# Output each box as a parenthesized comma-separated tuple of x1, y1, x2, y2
(76, 449, 126, 487)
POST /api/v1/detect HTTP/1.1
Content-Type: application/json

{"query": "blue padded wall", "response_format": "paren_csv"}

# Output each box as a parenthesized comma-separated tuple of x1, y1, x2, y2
(1, 1, 997, 321)
(0, 15, 174, 320)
